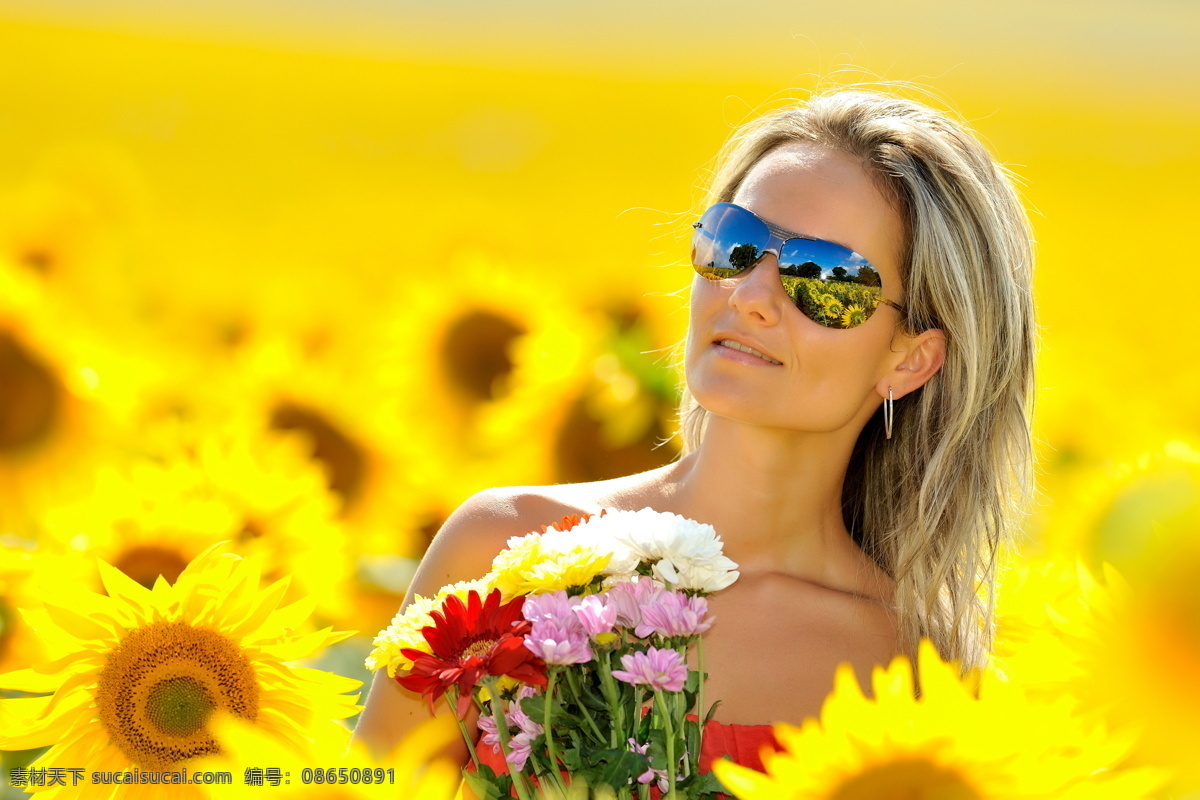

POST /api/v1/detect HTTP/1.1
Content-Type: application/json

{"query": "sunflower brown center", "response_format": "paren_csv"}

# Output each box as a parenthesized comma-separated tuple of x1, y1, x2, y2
(440, 310, 524, 402)
(830, 758, 982, 800)
(146, 676, 216, 737)
(21, 248, 55, 275)
(0, 331, 63, 454)
(97, 621, 259, 770)
(270, 402, 366, 510)
(238, 517, 267, 542)
(553, 387, 675, 483)
(112, 545, 191, 589)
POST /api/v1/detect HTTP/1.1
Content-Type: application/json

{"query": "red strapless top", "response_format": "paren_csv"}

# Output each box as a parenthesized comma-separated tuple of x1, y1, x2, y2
(469, 720, 780, 798)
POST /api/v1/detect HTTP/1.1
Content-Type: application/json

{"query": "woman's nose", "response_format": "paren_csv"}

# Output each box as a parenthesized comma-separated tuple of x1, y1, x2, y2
(727, 253, 785, 325)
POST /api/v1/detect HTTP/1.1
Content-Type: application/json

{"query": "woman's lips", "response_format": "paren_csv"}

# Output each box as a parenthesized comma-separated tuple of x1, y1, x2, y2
(714, 339, 782, 365)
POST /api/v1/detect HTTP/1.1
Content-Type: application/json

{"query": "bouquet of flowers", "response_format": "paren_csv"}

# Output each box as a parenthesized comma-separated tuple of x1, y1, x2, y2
(367, 508, 740, 800)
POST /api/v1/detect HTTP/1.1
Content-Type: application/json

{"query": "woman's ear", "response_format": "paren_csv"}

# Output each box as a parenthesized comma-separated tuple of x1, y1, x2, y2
(881, 328, 946, 400)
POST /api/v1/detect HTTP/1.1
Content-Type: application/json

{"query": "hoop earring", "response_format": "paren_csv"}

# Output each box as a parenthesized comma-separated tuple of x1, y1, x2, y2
(884, 387, 895, 440)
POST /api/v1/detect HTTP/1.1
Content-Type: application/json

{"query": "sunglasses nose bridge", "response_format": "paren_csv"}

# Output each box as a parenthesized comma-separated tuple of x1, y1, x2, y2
(731, 247, 791, 307)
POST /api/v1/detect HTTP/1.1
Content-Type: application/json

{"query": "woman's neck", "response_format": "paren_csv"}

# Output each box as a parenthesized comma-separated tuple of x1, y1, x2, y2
(650, 413, 877, 595)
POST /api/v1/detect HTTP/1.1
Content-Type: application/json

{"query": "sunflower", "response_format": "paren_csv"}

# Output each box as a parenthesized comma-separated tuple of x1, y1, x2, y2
(1033, 439, 1200, 572)
(0, 543, 48, 676)
(0, 148, 146, 303)
(839, 304, 866, 328)
(0, 263, 112, 536)
(377, 249, 606, 487)
(179, 422, 355, 622)
(480, 321, 681, 487)
(818, 294, 844, 322)
(995, 550, 1200, 793)
(0, 546, 360, 799)
(40, 427, 355, 619)
(193, 712, 460, 800)
(712, 641, 1163, 800)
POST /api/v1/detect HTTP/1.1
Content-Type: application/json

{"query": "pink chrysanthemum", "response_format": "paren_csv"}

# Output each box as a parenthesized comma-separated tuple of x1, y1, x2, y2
(611, 646, 688, 693)
(635, 589, 713, 639)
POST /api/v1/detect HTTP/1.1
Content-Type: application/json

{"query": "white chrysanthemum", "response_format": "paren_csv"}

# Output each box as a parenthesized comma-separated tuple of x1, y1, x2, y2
(573, 508, 739, 593)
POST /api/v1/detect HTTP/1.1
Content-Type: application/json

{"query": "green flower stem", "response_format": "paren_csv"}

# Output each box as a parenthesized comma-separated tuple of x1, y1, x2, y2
(542, 670, 569, 797)
(483, 678, 535, 800)
(597, 650, 623, 747)
(654, 690, 677, 799)
(672, 690, 690, 780)
(449, 688, 482, 773)
(564, 667, 606, 744)
(696, 633, 706, 770)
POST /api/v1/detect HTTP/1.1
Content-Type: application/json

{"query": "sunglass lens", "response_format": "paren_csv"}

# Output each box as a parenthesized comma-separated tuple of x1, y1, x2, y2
(778, 238, 885, 329)
(692, 204, 768, 280)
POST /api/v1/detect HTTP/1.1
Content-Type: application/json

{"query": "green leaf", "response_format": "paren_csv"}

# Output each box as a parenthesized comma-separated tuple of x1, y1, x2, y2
(522, 694, 581, 728)
(702, 699, 722, 727)
(560, 745, 584, 772)
(681, 769, 728, 798)
(645, 728, 668, 770)
(684, 718, 700, 770)
(583, 749, 652, 790)
(462, 766, 504, 800)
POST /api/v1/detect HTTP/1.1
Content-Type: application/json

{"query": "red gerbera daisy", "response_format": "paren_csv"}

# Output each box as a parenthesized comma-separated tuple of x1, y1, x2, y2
(397, 589, 548, 717)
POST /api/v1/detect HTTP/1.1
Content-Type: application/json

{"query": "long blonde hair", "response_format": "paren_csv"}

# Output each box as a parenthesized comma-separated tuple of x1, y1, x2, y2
(679, 89, 1035, 668)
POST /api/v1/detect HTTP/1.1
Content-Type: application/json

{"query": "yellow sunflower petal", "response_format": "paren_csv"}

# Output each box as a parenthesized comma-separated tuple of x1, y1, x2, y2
(0, 686, 91, 749)
(712, 757, 781, 798)
(219, 575, 291, 640)
(245, 591, 316, 643)
(40, 598, 124, 642)
(0, 650, 94, 692)
(96, 557, 157, 615)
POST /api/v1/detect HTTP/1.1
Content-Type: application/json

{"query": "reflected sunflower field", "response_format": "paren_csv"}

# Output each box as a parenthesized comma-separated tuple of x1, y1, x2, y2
(2, 2, 1200, 799)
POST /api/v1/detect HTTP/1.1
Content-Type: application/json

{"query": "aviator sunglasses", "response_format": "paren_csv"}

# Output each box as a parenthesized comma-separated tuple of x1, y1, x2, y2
(691, 202, 906, 329)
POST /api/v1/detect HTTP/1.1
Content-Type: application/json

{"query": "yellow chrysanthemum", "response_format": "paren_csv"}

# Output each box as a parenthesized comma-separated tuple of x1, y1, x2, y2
(0, 546, 360, 799)
(488, 535, 611, 600)
(366, 595, 443, 678)
(713, 641, 1163, 800)
(193, 711, 459, 800)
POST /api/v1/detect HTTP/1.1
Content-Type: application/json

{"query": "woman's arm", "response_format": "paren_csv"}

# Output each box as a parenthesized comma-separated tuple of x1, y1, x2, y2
(350, 487, 571, 763)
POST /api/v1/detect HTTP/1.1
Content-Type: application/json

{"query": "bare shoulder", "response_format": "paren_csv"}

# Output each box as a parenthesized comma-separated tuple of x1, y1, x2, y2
(405, 485, 595, 600)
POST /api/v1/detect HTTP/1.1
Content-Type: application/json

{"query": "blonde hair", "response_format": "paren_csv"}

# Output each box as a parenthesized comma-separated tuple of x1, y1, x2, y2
(679, 89, 1035, 669)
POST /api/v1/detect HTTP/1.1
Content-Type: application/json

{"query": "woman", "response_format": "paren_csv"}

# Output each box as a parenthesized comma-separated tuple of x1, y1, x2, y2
(354, 87, 1035, 773)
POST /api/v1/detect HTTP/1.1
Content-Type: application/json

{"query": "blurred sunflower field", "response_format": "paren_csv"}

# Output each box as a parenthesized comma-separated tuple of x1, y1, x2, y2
(2, 1, 1199, 798)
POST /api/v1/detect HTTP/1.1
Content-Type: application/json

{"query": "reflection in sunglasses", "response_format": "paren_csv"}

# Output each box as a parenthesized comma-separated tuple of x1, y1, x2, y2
(697, 265, 884, 329)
